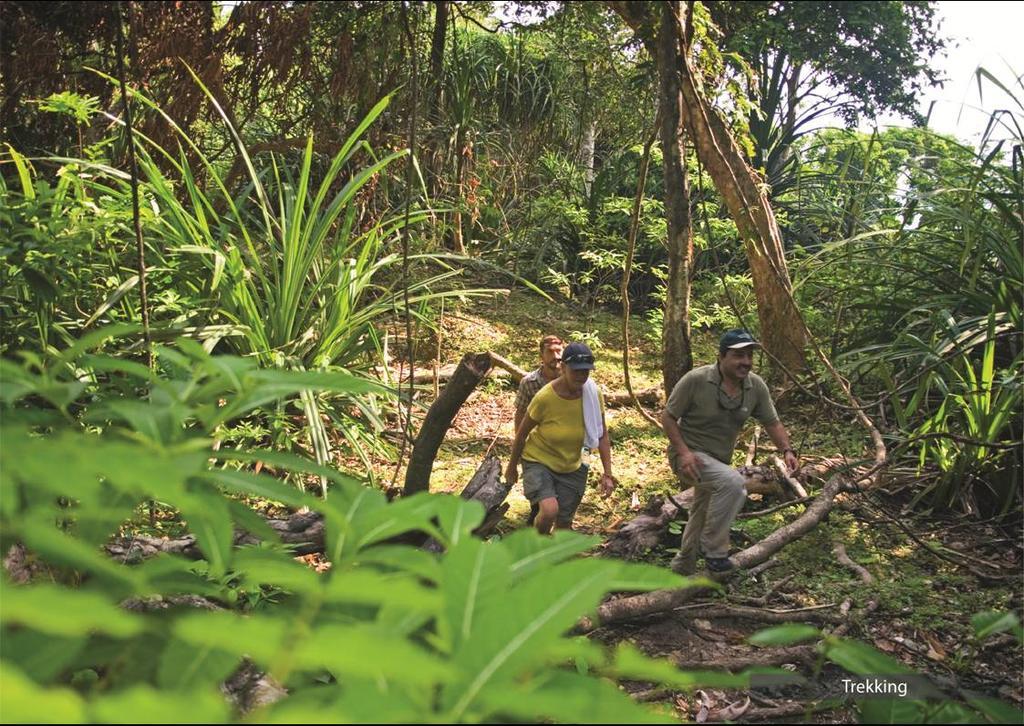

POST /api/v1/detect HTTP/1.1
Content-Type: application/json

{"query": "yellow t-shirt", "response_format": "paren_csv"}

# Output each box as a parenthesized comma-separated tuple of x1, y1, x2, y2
(522, 383, 602, 473)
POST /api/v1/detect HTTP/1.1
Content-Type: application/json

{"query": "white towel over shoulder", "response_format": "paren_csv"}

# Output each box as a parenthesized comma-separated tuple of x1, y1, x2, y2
(582, 378, 604, 449)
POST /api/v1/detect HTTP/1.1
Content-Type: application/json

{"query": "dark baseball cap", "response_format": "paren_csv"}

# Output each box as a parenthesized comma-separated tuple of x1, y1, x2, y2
(719, 329, 760, 353)
(561, 341, 595, 370)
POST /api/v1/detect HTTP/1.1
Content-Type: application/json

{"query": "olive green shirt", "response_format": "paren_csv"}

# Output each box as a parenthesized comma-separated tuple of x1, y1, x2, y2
(665, 364, 779, 465)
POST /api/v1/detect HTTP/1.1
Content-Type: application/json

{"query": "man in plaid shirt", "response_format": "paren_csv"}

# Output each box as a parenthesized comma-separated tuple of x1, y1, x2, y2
(514, 334, 564, 524)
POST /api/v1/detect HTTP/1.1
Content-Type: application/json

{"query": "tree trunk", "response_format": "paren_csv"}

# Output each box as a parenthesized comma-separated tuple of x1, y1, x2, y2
(611, 2, 807, 375)
(668, 5, 807, 373)
(404, 351, 492, 495)
(581, 118, 596, 200)
(451, 127, 468, 254)
(428, 1, 448, 121)
(657, 1, 694, 393)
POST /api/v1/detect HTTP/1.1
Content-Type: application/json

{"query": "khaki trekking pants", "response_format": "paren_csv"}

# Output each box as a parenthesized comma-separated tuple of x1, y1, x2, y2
(671, 451, 746, 573)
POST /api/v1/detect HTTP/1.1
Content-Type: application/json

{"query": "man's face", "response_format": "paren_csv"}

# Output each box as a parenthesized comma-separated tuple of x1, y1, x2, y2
(560, 363, 590, 393)
(719, 347, 755, 381)
(542, 342, 563, 374)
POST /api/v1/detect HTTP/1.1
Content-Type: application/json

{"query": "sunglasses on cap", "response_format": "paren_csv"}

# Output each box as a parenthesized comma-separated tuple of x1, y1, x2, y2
(562, 353, 595, 365)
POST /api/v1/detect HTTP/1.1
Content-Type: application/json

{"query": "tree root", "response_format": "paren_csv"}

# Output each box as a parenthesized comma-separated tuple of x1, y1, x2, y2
(671, 645, 818, 671)
(669, 603, 842, 624)
(832, 542, 874, 584)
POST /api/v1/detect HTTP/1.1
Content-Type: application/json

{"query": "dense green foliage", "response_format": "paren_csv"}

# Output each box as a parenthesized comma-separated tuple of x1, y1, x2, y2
(0, 334, 729, 723)
(0, 2, 1020, 722)
(789, 123, 1022, 512)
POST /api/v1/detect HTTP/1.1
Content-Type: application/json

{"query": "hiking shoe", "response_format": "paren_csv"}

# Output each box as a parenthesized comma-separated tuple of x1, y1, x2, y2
(705, 556, 735, 573)
(670, 555, 696, 576)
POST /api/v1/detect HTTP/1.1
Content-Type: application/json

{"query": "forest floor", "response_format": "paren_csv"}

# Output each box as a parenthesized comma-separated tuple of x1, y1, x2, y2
(365, 288, 1023, 722)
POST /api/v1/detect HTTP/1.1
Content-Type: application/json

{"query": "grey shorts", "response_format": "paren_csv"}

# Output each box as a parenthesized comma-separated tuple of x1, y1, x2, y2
(522, 460, 589, 526)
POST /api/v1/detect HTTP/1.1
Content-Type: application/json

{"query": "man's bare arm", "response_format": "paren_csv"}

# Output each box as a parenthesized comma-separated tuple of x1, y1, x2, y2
(764, 419, 798, 473)
(661, 408, 703, 482)
(505, 415, 538, 485)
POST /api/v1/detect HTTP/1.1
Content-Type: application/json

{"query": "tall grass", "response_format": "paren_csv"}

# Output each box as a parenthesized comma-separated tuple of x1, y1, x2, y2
(793, 67, 1022, 513)
(98, 68, 494, 478)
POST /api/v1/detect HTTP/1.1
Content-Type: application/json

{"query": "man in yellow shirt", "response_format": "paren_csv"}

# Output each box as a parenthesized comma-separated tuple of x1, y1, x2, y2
(505, 342, 617, 534)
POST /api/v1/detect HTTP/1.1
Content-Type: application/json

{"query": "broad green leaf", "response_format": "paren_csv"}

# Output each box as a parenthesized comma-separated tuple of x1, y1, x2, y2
(355, 545, 442, 583)
(320, 486, 387, 565)
(748, 624, 822, 647)
(134, 556, 222, 598)
(68, 498, 145, 551)
(965, 696, 1024, 724)
(77, 354, 155, 385)
(477, 671, 675, 724)
(430, 495, 486, 548)
(971, 611, 1023, 641)
(261, 680, 423, 724)
(605, 562, 707, 593)
(5, 143, 35, 197)
(610, 643, 757, 689)
(177, 490, 234, 578)
(501, 528, 600, 581)
(86, 400, 183, 446)
(352, 493, 445, 550)
(0, 584, 143, 638)
(440, 538, 512, 653)
(0, 662, 85, 723)
(0, 630, 87, 683)
(88, 686, 231, 723)
(928, 700, 985, 723)
(174, 612, 289, 666)
(260, 689, 355, 724)
(824, 638, 911, 675)
(225, 499, 281, 543)
(856, 698, 925, 724)
(293, 624, 451, 685)
(212, 449, 363, 500)
(544, 636, 609, 671)
(56, 323, 141, 365)
(323, 569, 441, 612)
(443, 558, 621, 719)
(196, 469, 317, 510)
(157, 639, 240, 691)
(374, 602, 435, 637)
(233, 548, 321, 595)
(16, 521, 141, 594)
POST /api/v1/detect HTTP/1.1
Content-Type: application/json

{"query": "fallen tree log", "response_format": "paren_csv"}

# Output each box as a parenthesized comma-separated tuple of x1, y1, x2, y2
(604, 387, 662, 408)
(603, 464, 803, 559)
(423, 455, 511, 552)
(106, 510, 327, 563)
(669, 603, 842, 624)
(671, 645, 818, 671)
(107, 458, 511, 563)
(582, 474, 845, 631)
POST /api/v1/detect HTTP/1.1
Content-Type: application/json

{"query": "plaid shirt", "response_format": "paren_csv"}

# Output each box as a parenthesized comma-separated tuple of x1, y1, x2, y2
(515, 368, 549, 417)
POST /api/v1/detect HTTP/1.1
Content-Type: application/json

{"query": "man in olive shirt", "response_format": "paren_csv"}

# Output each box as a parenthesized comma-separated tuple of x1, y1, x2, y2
(661, 330, 799, 574)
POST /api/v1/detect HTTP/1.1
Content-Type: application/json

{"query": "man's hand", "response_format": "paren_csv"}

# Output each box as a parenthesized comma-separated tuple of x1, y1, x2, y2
(678, 448, 703, 482)
(599, 472, 617, 498)
(783, 449, 799, 474)
(504, 462, 519, 486)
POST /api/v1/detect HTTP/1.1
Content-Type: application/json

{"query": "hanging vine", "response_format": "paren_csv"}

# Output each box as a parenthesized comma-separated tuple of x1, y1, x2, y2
(113, 0, 152, 370)
(390, 2, 422, 492)
(620, 115, 662, 429)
